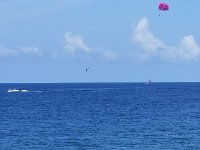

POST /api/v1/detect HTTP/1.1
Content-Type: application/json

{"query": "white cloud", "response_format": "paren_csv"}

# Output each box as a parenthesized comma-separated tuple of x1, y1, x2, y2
(64, 32, 90, 54)
(101, 50, 118, 61)
(63, 32, 118, 61)
(132, 17, 200, 63)
(0, 46, 17, 56)
(133, 18, 166, 51)
(178, 36, 200, 62)
(19, 46, 41, 56)
(0, 46, 41, 57)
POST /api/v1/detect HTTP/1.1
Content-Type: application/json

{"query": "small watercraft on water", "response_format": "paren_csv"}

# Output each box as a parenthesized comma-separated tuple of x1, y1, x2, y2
(145, 80, 152, 84)
(8, 89, 20, 92)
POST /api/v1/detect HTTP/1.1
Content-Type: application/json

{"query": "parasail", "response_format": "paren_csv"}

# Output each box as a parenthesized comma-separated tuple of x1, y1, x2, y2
(158, 3, 169, 11)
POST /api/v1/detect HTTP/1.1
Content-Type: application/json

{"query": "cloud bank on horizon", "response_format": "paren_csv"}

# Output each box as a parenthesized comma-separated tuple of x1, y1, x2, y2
(133, 17, 200, 63)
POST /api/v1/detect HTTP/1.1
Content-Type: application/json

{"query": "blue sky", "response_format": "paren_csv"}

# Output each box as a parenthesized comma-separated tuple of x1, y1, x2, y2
(0, 0, 200, 83)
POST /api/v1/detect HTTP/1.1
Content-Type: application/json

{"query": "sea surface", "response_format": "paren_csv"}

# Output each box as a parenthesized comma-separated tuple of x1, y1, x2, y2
(0, 83, 200, 150)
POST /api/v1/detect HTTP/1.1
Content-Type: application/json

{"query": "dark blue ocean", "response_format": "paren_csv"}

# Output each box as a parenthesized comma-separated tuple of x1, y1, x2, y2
(0, 83, 200, 150)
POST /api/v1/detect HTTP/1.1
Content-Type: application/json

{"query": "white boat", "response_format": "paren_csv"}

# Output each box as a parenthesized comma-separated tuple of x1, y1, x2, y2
(145, 80, 152, 84)
(8, 89, 20, 92)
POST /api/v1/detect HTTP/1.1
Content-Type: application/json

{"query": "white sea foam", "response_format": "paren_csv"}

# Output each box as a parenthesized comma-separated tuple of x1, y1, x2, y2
(8, 89, 31, 93)
(21, 90, 29, 92)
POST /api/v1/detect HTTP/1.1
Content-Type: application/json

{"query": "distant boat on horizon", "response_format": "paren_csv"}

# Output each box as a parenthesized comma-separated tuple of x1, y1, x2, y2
(145, 80, 152, 84)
